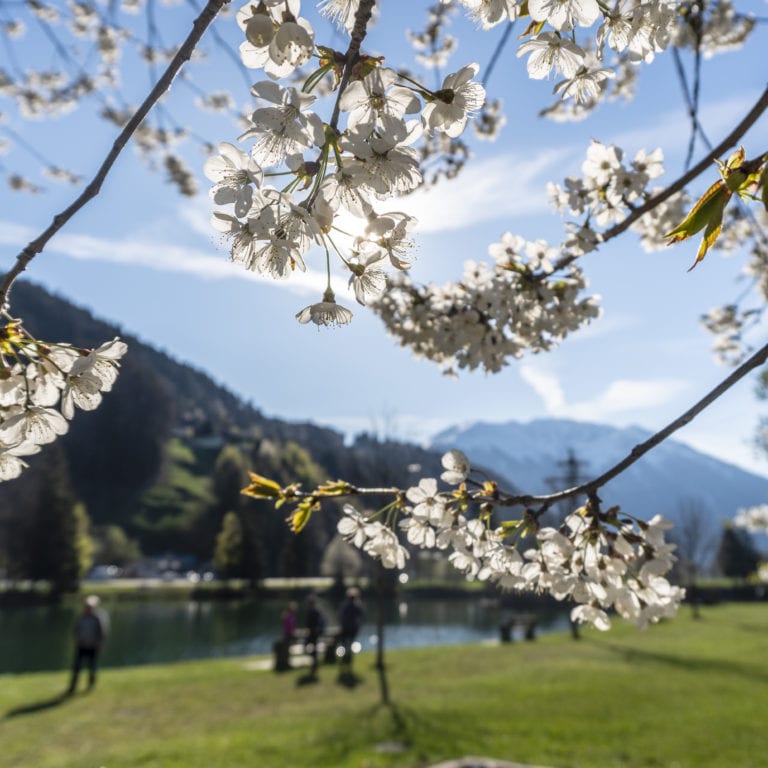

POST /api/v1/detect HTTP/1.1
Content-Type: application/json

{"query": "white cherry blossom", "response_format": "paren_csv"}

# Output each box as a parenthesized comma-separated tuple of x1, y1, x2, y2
(338, 67, 420, 140)
(204, 142, 263, 218)
(295, 289, 354, 326)
(529, 0, 601, 31)
(441, 449, 470, 484)
(517, 33, 586, 80)
(422, 63, 486, 138)
(240, 83, 324, 167)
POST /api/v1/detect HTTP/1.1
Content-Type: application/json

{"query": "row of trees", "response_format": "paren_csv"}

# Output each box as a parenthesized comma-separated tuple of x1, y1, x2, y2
(0, 436, 340, 592)
(3, 437, 764, 596)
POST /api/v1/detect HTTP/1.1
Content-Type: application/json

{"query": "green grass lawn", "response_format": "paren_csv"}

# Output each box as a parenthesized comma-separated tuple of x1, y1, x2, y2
(2, 603, 767, 768)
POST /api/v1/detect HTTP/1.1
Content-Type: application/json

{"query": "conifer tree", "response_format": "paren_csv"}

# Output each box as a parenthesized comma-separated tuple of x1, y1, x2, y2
(213, 510, 245, 579)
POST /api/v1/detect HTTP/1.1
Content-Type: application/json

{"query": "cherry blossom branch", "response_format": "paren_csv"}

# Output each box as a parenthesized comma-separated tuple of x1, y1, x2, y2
(327, 0, 377, 131)
(551, 83, 768, 273)
(601, 84, 768, 241)
(0, 0, 230, 310)
(302, 0, 377, 212)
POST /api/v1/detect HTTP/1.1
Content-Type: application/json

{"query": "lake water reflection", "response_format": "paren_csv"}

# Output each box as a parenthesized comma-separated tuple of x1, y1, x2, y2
(0, 596, 570, 674)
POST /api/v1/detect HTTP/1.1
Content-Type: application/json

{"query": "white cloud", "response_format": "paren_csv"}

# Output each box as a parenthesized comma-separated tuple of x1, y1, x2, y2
(520, 366, 565, 412)
(405, 149, 570, 234)
(521, 364, 689, 420)
(568, 378, 690, 420)
(0, 218, 345, 297)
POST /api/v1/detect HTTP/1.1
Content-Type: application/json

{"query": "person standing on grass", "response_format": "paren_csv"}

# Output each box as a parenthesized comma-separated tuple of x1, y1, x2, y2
(67, 595, 108, 695)
(337, 587, 364, 666)
(304, 594, 326, 674)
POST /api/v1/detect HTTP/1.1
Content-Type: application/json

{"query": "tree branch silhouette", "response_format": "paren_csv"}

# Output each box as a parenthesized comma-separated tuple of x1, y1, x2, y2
(0, 0, 230, 310)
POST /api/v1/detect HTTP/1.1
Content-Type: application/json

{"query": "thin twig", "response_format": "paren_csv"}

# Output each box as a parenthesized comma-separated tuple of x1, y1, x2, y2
(671, 47, 713, 159)
(0, 0, 230, 310)
(482, 20, 514, 88)
(305, 0, 377, 210)
(685, 29, 704, 169)
(327, 0, 377, 132)
(281, 340, 768, 513)
(185, 0, 253, 92)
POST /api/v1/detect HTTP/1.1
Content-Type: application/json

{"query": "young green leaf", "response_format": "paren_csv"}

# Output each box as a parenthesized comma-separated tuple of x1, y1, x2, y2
(665, 180, 731, 271)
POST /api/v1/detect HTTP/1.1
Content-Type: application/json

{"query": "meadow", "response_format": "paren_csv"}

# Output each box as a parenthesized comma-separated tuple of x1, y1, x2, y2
(2, 602, 767, 768)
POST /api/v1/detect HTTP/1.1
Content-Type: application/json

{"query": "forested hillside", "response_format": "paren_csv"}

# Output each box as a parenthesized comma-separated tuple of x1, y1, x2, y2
(0, 283, 443, 585)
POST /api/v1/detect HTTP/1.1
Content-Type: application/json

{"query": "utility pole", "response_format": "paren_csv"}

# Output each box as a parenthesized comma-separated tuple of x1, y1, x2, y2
(544, 448, 591, 523)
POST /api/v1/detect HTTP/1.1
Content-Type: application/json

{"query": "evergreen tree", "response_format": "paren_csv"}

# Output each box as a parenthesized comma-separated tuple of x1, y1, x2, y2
(94, 524, 142, 566)
(13, 446, 93, 595)
(73, 502, 95, 581)
(717, 525, 761, 579)
(212, 445, 248, 513)
(238, 505, 266, 586)
(213, 511, 245, 578)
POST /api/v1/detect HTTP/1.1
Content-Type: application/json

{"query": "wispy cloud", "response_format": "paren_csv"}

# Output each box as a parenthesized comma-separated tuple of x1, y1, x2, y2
(405, 149, 570, 234)
(611, 92, 766, 161)
(0, 218, 344, 297)
(520, 367, 566, 412)
(521, 364, 689, 420)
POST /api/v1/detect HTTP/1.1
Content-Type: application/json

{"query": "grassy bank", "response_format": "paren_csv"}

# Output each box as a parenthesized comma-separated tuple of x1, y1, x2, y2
(2, 603, 767, 768)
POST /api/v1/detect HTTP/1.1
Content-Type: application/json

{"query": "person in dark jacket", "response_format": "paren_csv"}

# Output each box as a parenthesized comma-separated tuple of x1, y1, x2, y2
(304, 594, 326, 674)
(67, 595, 108, 695)
(337, 587, 364, 666)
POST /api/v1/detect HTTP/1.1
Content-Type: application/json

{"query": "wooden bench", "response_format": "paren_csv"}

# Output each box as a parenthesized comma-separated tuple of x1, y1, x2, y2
(273, 626, 342, 671)
(499, 614, 537, 643)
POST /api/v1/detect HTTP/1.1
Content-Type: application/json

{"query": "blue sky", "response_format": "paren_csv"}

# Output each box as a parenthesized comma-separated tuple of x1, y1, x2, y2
(2, 0, 768, 477)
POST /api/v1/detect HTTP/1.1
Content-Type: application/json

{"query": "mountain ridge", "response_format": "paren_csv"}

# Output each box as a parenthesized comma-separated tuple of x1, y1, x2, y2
(430, 417, 768, 528)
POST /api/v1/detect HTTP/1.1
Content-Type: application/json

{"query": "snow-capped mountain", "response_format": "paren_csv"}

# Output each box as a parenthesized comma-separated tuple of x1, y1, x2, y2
(430, 419, 768, 527)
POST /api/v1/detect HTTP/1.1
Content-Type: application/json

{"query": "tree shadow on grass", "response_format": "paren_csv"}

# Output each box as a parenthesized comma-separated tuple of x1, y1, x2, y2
(592, 640, 768, 685)
(4, 692, 70, 719)
(317, 698, 469, 766)
(296, 670, 320, 687)
(336, 667, 364, 689)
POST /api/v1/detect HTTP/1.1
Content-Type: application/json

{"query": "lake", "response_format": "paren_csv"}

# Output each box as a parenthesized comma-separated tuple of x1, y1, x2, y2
(0, 595, 570, 674)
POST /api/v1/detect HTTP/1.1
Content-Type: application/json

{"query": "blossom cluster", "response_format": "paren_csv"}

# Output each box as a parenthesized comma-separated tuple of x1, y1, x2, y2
(549, 140, 666, 229)
(336, 450, 684, 630)
(0, 319, 126, 481)
(373, 233, 601, 375)
(208, 0, 487, 324)
(446, 0, 756, 113)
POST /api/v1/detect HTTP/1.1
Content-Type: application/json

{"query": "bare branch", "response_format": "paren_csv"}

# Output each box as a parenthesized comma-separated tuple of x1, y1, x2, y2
(494, 338, 768, 508)
(0, 0, 230, 310)
(306, 0, 377, 210)
(482, 20, 515, 88)
(327, 0, 378, 132)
